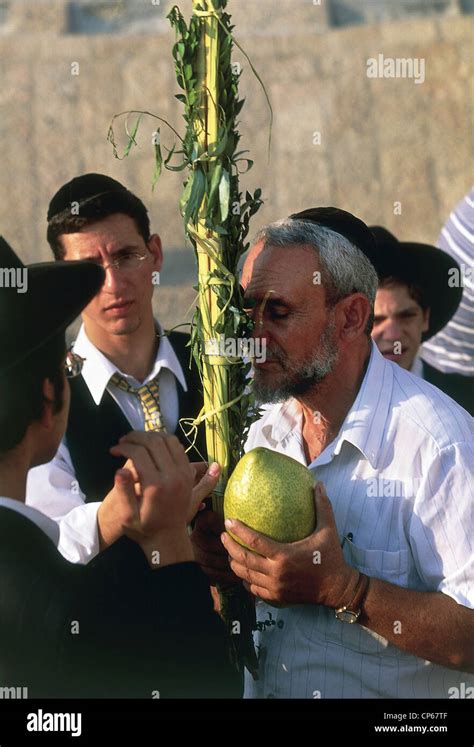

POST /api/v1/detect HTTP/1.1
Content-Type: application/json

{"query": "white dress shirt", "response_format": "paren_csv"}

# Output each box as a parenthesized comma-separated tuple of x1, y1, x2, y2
(0, 497, 59, 546)
(26, 324, 187, 564)
(244, 342, 474, 699)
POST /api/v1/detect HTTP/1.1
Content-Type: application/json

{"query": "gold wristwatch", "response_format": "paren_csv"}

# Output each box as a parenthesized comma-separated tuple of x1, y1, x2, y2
(335, 572, 370, 624)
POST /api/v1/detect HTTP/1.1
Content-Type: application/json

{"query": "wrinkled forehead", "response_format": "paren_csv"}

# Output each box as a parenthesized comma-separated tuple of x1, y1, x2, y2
(242, 240, 320, 298)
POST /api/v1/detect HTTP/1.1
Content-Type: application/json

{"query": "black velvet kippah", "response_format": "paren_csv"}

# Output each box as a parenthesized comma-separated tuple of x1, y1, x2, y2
(289, 206, 377, 266)
(47, 173, 130, 221)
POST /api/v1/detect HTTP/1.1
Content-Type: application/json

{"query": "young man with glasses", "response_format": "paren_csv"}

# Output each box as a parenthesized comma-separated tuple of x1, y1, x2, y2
(0, 237, 238, 697)
(26, 173, 214, 564)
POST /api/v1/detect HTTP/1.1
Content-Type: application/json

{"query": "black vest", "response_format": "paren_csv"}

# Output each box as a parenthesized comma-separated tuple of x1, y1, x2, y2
(66, 331, 206, 503)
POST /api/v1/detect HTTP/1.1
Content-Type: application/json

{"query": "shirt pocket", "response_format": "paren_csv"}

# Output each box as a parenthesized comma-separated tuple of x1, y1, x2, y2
(344, 539, 410, 587)
(302, 542, 413, 657)
(313, 540, 412, 656)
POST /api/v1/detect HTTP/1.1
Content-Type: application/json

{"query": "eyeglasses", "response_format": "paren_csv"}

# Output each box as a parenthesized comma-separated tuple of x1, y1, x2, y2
(64, 349, 85, 379)
(101, 252, 148, 273)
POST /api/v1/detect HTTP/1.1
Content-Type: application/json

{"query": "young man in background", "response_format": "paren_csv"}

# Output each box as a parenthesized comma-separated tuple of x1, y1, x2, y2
(27, 173, 211, 564)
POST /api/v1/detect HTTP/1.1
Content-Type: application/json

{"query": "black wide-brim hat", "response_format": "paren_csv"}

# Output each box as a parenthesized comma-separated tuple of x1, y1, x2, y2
(369, 226, 462, 341)
(0, 237, 105, 375)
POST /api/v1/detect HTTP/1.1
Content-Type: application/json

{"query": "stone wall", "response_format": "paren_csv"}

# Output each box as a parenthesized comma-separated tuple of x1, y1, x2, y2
(0, 0, 472, 329)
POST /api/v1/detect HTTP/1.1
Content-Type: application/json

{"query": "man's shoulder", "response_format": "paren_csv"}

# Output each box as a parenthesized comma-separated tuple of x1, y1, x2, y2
(0, 505, 51, 541)
(165, 329, 198, 380)
(0, 507, 69, 584)
(165, 329, 190, 339)
(390, 363, 472, 449)
(165, 329, 191, 349)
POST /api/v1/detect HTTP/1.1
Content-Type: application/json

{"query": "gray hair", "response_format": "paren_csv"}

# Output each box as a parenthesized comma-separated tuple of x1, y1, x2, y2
(253, 218, 378, 334)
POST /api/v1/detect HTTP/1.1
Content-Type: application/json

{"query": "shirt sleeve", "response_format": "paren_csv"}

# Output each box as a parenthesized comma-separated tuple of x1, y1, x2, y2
(409, 442, 474, 608)
(26, 439, 101, 564)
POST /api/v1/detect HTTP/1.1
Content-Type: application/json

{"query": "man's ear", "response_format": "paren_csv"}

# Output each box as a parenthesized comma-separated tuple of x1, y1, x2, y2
(422, 307, 430, 333)
(337, 293, 371, 342)
(39, 378, 56, 430)
(147, 234, 163, 273)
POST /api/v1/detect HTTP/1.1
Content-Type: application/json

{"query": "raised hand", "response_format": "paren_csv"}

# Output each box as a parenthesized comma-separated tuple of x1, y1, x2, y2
(108, 431, 196, 567)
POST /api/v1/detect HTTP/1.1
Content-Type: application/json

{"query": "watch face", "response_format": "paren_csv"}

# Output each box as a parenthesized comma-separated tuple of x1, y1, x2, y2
(336, 609, 358, 624)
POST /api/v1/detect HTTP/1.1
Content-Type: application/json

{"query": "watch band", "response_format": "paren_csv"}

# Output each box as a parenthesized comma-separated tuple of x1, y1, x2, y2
(349, 572, 370, 613)
(335, 572, 370, 623)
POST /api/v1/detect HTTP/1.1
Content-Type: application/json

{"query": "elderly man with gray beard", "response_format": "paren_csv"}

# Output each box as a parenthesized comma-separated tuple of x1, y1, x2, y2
(191, 207, 474, 699)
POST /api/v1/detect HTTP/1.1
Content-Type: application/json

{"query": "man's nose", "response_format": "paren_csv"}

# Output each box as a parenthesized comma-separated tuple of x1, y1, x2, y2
(250, 312, 270, 343)
(381, 317, 403, 340)
(103, 265, 125, 292)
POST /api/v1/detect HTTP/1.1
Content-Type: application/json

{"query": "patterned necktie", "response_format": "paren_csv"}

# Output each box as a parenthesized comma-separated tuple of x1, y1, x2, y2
(110, 372, 166, 432)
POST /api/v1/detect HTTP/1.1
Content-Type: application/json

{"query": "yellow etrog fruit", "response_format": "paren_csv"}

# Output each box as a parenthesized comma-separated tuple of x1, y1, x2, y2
(224, 447, 316, 548)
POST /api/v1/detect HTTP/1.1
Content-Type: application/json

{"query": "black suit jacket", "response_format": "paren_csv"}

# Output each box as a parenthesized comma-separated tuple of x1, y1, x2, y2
(66, 331, 207, 504)
(422, 360, 474, 415)
(0, 507, 239, 698)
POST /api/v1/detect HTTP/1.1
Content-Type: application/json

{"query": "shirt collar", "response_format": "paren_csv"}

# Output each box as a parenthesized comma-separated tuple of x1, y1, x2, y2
(73, 324, 188, 405)
(0, 497, 59, 546)
(256, 342, 393, 470)
(410, 354, 424, 378)
(327, 342, 393, 469)
(261, 398, 303, 446)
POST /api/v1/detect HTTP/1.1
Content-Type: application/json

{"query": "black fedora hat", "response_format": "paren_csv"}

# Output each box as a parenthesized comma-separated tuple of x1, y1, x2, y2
(369, 226, 462, 341)
(0, 237, 105, 375)
(289, 206, 379, 267)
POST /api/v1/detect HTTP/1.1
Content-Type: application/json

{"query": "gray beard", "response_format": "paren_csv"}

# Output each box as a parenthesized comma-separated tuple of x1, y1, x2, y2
(252, 320, 339, 404)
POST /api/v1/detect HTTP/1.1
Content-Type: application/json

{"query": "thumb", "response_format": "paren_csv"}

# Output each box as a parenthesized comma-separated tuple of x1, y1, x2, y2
(190, 461, 209, 485)
(114, 468, 139, 517)
(313, 481, 337, 530)
(189, 462, 221, 518)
